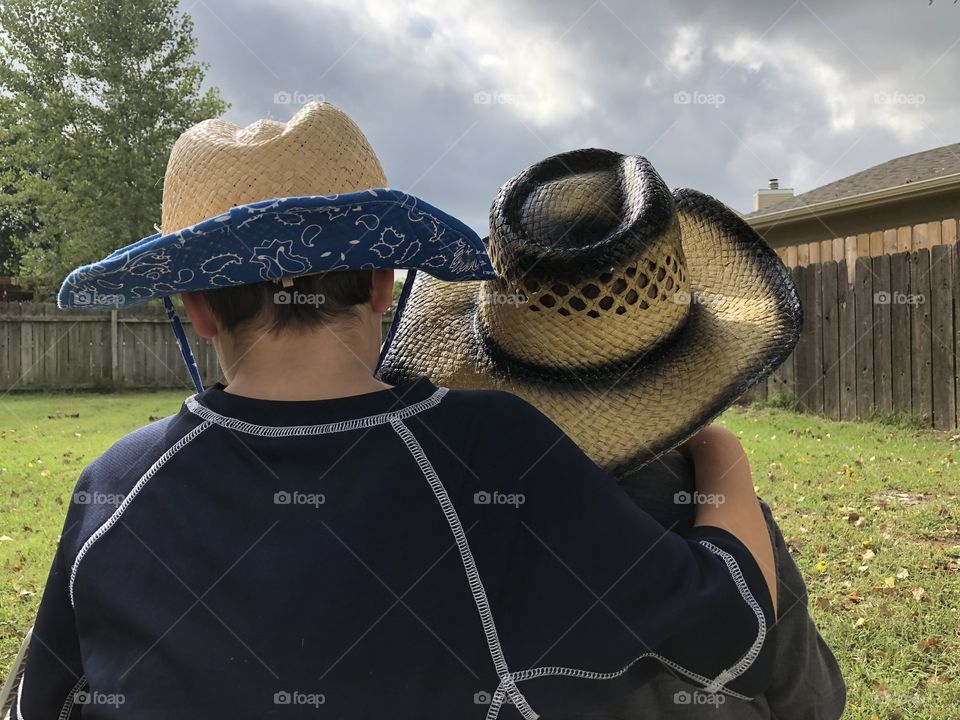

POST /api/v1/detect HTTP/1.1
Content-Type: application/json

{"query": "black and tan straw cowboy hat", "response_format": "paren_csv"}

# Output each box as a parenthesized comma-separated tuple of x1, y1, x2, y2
(378, 148, 802, 476)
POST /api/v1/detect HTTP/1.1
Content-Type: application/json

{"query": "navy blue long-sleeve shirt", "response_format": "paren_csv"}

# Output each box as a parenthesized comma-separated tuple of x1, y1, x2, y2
(15, 377, 774, 719)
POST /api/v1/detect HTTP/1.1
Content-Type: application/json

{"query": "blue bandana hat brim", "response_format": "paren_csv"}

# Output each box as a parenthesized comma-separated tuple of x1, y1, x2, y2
(57, 189, 496, 309)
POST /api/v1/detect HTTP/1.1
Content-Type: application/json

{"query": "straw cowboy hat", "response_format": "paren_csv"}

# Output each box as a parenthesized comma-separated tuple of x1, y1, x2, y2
(378, 149, 802, 476)
(57, 101, 495, 311)
(55, 101, 496, 392)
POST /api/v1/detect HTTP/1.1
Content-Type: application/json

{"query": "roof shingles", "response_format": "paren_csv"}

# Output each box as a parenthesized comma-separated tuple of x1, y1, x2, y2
(746, 142, 960, 217)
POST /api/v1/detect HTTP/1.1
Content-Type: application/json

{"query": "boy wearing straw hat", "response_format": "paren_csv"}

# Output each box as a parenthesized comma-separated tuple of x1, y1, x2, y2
(13, 104, 778, 720)
(379, 148, 845, 719)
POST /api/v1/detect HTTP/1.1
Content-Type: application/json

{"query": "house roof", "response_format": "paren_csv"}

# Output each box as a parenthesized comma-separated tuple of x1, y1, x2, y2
(746, 142, 960, 218)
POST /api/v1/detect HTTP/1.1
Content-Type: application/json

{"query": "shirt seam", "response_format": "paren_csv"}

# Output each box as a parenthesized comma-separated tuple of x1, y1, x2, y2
(389, 418, 538, 720)
(68, 420, 213, 607)
(495, 539, 768, 705)
(183, 387, 448, 436)
(57, 675, 87, 720)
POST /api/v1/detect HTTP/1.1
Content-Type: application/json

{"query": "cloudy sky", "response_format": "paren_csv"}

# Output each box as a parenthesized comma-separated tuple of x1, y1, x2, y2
(185, 0, 960, 232)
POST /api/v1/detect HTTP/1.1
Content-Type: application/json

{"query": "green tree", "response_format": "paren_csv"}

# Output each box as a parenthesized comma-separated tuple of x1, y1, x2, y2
(0, 0, 228, 293)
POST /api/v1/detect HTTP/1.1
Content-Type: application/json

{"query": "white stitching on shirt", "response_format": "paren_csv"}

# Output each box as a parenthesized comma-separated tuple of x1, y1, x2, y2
(489, 539, 768, 706)
(390, 418, 538, 720)
(183, 388, 448, 436)
(697, 540, 768, 691)
(68, 420, 213, 607)
(15, 670, 25, 720)
(57, 675, 87, 720)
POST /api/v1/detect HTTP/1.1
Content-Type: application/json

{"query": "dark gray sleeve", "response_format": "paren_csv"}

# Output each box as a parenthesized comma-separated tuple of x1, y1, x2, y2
(613, 452, 845, 720)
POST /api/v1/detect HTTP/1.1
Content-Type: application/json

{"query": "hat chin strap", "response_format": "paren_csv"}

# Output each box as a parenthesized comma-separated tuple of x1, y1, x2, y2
(163, 297, 205, 393)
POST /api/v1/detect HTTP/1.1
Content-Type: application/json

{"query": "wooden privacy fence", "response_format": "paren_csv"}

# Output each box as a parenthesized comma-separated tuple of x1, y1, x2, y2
(773, 217, 959, 277)
(3, 250, 959, 429)
(748, 242, 960, 430)
(0, 303, 395, 391)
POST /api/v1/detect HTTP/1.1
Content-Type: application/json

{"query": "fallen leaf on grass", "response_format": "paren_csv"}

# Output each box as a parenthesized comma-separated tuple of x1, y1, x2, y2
(847, 592, 863, 603)
(862, 549, 876, 561)
(918, 637, 941, 652)
(853, 617, 867, 628)
(0, 535, 12, 542)
(895, 568, 909, 579)
(911, 587, 926, 602)
(815, 597, 831, 610)
(815, 561, 828, 574)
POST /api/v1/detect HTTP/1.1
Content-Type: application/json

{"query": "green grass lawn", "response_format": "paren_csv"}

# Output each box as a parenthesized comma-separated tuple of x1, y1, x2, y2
(1, 391, 958, 718)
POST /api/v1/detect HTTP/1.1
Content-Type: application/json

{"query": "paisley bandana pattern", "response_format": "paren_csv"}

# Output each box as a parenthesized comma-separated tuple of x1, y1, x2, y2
(58, 189, 496, 309)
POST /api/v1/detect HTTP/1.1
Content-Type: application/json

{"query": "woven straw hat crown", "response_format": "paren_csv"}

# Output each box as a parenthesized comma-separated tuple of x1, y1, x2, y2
(480, 150, 692, 369)
(161, 102, 387, 233)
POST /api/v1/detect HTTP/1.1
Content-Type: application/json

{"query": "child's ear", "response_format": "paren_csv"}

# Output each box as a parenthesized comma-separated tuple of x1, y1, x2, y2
(370, 269, 395, 314)
(180, 292, 219, 338)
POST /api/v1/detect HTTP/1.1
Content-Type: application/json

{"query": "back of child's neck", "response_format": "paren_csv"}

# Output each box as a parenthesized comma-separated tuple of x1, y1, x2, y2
(217, 323, 390, 401)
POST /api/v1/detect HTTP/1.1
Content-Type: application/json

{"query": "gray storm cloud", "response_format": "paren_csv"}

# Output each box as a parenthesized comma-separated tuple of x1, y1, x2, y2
(187, 0, 960, 231)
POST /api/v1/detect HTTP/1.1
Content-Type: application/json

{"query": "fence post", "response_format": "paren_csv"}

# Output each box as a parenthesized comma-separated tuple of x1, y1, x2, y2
(111, 310, 119, 386)
(910, 249, 933, 425)
(854, 257, 875, 419)
(931, 244, 956, 429)
(821, 260, 841, 420)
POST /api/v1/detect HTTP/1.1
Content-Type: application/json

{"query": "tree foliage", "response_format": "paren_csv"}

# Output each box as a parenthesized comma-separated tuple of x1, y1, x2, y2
(0, 0, 227, 292)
